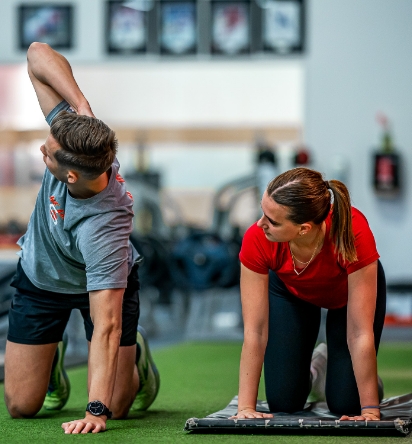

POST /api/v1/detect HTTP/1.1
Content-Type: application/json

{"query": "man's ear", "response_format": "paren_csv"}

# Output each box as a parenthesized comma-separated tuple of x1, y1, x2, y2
(67, 170, 79, 184)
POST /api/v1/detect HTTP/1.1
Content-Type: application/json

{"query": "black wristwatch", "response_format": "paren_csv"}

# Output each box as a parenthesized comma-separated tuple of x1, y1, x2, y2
(86, 400, 112, 419)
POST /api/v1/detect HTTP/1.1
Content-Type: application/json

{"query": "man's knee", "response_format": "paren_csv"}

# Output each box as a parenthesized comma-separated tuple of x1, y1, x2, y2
(110, 398, 133, 420)
(111, 408, 130, 420)
(4, 392, 42, 418)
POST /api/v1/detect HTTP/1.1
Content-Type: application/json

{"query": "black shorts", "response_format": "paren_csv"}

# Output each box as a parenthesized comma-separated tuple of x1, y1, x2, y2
(7, 260, 140, 346)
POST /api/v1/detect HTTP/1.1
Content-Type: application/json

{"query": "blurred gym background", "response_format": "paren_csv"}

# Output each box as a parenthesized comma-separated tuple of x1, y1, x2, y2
(0, 0, 411, 374)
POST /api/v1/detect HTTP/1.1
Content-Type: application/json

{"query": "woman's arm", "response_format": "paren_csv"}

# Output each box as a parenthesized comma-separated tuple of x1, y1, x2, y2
(231, 264, 273, 419)
(341, 260, 380, 421)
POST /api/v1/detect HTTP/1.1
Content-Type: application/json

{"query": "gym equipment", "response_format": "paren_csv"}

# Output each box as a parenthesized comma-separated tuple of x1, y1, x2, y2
(129, 233, 174, 305)
(373, 113, 401, 198)
(170, 229, 240, 291)
(0, 261, 18, 317)
(185, 394, 412, 436)
(294, 144, 311, 166)
(255, 144, 278, 200)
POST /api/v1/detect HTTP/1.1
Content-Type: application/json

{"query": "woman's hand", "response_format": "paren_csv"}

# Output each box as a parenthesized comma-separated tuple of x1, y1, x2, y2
(340, 410, 380, 421)
(230, 408, 273, 419)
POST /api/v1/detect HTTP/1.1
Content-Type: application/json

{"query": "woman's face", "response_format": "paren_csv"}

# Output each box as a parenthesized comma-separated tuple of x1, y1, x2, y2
(257, 191, 302, 243)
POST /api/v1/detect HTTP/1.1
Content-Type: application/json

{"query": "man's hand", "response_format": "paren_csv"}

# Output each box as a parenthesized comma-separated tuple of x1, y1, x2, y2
(229, 408, 273, 419)
(76, 101, 95, 118)
(61, 413, 107, 434)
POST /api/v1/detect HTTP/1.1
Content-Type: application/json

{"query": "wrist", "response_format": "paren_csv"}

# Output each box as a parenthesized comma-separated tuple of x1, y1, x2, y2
(361, 406, 380, 419)
(361, 405, 380, 410)
(85, 411, 107, 421)
(86, 400, 112, 419)
(237, 406, 255, 413)
(76, 99, 94, 117)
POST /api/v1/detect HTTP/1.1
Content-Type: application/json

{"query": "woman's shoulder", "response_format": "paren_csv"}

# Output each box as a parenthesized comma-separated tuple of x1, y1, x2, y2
(351, 206, 372, 230)
(243, 222, 277, 246)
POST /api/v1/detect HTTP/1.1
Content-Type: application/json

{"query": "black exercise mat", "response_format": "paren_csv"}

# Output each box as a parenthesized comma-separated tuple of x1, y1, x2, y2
(185, 394, 412, 436)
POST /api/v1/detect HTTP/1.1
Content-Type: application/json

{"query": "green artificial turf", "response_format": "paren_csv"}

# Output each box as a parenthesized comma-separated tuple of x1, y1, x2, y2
(0, 341, 411, 443)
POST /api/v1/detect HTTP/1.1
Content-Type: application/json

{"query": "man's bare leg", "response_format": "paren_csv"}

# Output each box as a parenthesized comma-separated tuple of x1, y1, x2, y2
(111, 345, 139, 418)
(4, 341, 57, 418)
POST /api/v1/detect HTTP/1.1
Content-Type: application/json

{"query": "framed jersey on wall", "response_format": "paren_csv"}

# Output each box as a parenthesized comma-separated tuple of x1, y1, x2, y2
(19, 4, 73, 50)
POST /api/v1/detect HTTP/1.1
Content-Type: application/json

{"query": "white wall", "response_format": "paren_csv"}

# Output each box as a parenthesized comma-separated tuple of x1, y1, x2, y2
(0, 0, 303, 198)
(3, 0, 410, 281)
(305, 0, 412, 280)
(0, 0, 303, 129)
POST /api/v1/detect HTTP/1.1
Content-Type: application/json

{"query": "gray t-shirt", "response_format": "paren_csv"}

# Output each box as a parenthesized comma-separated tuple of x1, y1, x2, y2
(17, 102, 139, 293)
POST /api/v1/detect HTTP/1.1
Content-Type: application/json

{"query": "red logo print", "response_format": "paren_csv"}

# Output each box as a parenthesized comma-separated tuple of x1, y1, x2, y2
(49, 195, 65, 225)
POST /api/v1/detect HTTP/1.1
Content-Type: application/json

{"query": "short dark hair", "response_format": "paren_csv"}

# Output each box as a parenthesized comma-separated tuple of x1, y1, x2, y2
(50, 111, 118, 180)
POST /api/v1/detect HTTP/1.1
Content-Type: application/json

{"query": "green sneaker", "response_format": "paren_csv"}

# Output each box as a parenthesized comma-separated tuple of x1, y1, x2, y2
(132, 326, 160, 411)
(43, 333, 70, 410)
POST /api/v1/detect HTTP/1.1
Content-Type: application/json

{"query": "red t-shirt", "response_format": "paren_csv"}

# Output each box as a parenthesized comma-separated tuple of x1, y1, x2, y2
(239, 207, 379, 309)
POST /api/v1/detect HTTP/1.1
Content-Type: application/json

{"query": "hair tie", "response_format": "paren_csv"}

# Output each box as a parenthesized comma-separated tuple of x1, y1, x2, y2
(324, 180, 330, 189)
(361, 405, 380, 410)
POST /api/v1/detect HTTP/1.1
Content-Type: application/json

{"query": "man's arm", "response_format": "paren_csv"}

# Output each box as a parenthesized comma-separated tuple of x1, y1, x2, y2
(27, 42, 94, 118)
(61, 288, 124, 434)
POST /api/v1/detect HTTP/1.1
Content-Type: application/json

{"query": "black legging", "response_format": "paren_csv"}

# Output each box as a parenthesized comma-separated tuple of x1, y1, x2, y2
(264, 261, 386, 415)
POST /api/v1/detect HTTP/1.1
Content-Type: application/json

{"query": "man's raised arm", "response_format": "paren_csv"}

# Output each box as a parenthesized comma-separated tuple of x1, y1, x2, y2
(27, 42, 94, 118)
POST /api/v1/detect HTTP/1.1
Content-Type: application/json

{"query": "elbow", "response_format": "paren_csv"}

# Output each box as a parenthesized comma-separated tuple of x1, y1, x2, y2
(346, 328, 375, 351)
(243, 328, 268, 349)
(27, 42, 51, 63)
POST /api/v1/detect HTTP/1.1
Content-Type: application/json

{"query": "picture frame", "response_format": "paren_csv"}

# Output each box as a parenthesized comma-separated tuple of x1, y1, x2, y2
(211, 1, 251, 55)
(261, 0, 304, 54)
(106, 0, 149, 54)
(18, 4, 73, 50)
(159, 1, 197, 55)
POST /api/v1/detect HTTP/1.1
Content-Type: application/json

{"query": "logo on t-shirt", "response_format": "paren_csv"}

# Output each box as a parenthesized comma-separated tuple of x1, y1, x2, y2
(116, 174, 133, 201)
(116, 174, 125, 183)
(49, 196, 65, 225)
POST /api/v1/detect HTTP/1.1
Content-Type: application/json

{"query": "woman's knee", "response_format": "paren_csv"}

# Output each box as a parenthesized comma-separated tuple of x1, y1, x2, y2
(266, 379, 310, 413)
(326, 384, 360, 416)
(327, 397, 360, 416)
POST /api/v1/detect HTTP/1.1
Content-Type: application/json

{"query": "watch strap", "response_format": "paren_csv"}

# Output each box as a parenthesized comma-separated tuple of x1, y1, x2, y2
(86, 400, 113, 419)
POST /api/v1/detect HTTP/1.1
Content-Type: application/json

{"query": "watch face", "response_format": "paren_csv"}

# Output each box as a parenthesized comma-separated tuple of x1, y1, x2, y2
(88, 401, 105, 416)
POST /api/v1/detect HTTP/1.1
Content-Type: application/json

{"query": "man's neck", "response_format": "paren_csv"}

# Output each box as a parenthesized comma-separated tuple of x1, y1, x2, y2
(67, 170, 110, 199)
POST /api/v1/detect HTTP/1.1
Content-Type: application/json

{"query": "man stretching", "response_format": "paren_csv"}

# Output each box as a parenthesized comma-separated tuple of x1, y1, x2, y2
(4, 42, 159, 434)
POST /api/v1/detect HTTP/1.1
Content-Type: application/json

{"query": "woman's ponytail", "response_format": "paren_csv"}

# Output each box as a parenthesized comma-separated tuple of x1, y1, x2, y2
(328, 180, 357, 263)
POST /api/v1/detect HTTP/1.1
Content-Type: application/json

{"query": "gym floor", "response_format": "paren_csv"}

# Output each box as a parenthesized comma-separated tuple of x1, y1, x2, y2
(0, 341, 411, 442)
(0, 256, 411, 441)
